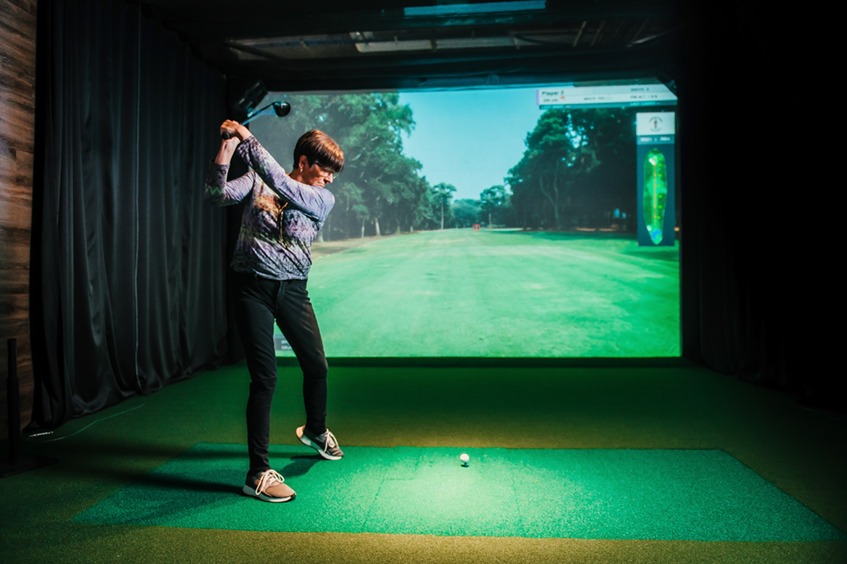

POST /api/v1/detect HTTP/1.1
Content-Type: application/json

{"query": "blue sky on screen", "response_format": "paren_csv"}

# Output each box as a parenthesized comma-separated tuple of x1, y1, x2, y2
(398, 87, 545, 201)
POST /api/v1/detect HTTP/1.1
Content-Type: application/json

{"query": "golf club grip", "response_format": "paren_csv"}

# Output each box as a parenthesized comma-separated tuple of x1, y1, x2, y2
(221, 114, 258, 140)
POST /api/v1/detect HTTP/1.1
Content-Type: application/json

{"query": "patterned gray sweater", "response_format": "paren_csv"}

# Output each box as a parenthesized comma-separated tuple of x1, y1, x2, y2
(205, 136, 335, 280)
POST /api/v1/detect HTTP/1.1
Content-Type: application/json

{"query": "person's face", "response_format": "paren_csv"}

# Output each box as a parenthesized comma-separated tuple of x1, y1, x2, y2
(298, 156, 335, 187)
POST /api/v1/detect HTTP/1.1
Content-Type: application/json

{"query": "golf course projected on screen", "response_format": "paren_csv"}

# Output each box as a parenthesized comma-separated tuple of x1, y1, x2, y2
(251, 80, 679, 358)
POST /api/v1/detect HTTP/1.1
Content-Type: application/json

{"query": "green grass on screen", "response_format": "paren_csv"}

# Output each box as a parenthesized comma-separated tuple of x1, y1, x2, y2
(276, 229, 680, 357)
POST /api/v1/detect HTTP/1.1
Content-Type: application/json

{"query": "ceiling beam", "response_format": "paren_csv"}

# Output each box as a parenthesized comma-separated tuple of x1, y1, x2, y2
(142, 0, 681, 41)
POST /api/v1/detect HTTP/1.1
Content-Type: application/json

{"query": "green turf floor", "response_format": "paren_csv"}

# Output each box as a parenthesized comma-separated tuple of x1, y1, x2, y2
(277, 229, 680, 357)
(5, 363, 847, 563)
(75, 444, 844, 542)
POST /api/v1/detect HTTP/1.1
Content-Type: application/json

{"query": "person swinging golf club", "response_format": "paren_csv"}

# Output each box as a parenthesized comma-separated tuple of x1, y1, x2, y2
(206, 118, 345, 502)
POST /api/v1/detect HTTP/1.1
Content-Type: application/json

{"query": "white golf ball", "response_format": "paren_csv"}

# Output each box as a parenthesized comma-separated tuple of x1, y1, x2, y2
(460, 453, 470, 463)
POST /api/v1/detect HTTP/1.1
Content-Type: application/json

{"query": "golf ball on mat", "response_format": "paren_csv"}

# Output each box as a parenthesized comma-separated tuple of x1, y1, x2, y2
(460, 453, 470, 463)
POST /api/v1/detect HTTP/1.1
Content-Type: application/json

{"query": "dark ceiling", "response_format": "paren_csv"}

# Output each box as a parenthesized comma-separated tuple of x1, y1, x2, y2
(138, 0, 687, 93)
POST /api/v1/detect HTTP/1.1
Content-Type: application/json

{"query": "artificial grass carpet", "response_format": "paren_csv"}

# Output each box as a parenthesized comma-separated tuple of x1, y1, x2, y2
(75, 445, 846, 541)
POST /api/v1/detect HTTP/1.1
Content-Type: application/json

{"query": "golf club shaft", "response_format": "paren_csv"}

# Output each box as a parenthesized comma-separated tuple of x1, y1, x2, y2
(221, 101, 289, 140)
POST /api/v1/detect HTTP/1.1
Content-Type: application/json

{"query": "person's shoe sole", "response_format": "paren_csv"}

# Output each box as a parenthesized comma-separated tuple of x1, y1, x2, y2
(297, 425, 343, 460)
(241, 484, 295, 503)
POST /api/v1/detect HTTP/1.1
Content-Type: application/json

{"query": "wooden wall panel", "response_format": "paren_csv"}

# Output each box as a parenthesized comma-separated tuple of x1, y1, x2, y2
(0, 0, 38, 436)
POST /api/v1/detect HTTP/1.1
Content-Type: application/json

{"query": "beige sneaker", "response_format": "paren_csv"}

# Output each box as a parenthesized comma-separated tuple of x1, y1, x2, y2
(297, 425, 344, 460)
(242, 469, 296, 503)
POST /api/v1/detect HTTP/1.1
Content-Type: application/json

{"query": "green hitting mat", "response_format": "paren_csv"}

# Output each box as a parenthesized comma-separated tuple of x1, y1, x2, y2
(75, 445, 846, 541)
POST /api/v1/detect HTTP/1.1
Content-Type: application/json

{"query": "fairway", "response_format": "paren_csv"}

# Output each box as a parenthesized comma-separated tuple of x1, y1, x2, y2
(277, 229, 680, 357)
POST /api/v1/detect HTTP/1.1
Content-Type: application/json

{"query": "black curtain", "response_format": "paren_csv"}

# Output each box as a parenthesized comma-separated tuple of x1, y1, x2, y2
(30, 0, 230, 427)
(680, 2, 843, 411)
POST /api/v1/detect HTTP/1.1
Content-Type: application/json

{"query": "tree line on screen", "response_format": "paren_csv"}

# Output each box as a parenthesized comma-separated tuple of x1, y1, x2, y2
(260, 92, 652, 241)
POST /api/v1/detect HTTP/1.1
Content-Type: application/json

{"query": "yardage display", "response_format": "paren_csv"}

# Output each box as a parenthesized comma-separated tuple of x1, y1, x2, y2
(538, 84, 677, 109)
(636, 112, 676, 247)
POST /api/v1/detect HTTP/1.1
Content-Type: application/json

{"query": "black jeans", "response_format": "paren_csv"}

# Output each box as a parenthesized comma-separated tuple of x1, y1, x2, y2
(232, 271, 328, 477)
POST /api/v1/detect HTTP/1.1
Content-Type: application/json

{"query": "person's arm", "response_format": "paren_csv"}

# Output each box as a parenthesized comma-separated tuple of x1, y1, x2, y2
(204, 134, 255, 206)
(215, 135, 241, 165)
(235, 136, 335, 222)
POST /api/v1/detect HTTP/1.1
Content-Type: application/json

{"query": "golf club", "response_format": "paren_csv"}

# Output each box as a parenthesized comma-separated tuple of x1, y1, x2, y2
(221, 101, 291, 139)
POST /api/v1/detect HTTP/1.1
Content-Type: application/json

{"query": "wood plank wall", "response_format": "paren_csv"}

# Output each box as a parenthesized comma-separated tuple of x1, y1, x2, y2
(0, 0, 38, 436)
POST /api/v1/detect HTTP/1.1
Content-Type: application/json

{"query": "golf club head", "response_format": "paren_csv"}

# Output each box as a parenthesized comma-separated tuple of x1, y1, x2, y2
(273, 101, 291, 117)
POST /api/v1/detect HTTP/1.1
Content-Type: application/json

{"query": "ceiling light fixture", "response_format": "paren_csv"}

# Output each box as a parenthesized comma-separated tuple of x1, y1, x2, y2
(404, 1, 546, 17)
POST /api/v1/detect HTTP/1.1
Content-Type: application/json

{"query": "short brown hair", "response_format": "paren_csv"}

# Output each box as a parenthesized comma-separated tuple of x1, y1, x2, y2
(293, 130, 344, 174)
